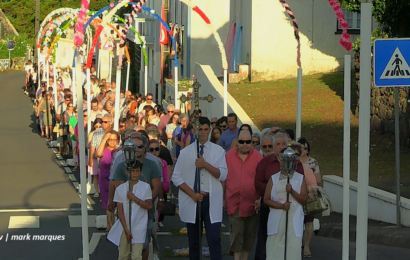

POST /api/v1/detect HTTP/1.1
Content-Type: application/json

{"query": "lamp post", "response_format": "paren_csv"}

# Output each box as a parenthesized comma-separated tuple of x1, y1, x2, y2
(122, 139, 137, 253)
(281, 147, 297, 260)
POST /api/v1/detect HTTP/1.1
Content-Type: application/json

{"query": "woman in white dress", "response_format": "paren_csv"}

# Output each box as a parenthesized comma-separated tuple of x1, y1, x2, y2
(264, 148, 308, 260)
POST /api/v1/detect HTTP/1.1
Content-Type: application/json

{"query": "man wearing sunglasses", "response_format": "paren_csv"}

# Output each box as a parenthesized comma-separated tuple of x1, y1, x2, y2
(253, 132, 305, 260)
(224, 129, 263, 260)
(138, 93, 157, 113)
(172, 117, 227, 260)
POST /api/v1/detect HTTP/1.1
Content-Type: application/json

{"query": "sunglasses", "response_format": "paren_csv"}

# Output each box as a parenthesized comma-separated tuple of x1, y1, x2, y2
(102, 121, 111, 124)
(238, 140, 252, 145)
(168, 111, 174, 113)
(295, 153, 301, 156)
(147, 98, 152, 100)
(211, 122, 217, 125)
(262, 145, 273, 149)
(136, 144, 145, 149)
(149, 147, 160, 152)
(221, 125, 228, 128)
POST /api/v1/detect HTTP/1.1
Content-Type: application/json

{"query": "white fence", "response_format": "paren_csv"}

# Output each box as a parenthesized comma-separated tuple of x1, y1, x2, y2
(323, 175, 410, 227)
(0, 59, 10, 69)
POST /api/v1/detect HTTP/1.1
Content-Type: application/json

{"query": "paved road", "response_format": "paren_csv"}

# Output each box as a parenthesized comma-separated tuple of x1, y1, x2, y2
(1, 70, 409, 260)
(0, 71, 105, 260)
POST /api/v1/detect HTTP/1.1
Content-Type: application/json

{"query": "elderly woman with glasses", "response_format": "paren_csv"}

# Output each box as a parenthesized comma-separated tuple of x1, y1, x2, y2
(296, 137, 321, 258)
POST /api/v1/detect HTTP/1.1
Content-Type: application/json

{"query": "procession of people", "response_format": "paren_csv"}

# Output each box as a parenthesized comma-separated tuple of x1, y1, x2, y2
(26, 59, 323, 260)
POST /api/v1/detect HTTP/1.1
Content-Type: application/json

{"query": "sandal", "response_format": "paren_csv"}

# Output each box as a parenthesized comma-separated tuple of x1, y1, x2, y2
(303, 249, 312, 258)
(93, 193, 99, 198)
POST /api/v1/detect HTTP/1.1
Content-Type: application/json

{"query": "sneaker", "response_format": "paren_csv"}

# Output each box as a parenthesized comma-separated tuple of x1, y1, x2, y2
(94, 193, 99, 198)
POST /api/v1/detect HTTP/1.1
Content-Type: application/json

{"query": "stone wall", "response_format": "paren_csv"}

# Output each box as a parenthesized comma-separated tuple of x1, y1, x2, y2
(355, 51, 410, 146)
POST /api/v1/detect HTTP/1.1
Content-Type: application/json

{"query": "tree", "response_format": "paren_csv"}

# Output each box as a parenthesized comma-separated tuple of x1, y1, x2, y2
(0, 0, 116, 38)
(339, 0, 410, 37)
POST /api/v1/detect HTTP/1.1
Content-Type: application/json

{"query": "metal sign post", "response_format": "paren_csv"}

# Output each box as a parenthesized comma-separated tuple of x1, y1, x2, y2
(6, 40, 16, 68)
(374, 38, 410, 227)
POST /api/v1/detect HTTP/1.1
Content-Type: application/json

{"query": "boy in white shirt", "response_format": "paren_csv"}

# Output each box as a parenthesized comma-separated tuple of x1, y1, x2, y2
(108, 160, 153, 260)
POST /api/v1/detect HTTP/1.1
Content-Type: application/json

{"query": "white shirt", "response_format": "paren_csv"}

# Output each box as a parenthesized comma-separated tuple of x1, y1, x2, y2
(172, 141, 227, 224)
(267, 172, 304, 237)
(107, 181, 152, 245)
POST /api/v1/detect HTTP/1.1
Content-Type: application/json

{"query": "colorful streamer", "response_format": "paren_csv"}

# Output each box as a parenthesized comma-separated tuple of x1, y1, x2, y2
(140, 5, 178, 67)
(279, 0, 301, 68)
(74, 0, 90, 46)
(120, 0, 148, 48)
(327, 0, 352, 51)
(179, 0, 227, 70)
(115, 15, 148, 66)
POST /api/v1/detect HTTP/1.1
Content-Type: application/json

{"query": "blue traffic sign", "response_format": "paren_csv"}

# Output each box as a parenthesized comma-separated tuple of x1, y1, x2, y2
(374, 39, 410, 87)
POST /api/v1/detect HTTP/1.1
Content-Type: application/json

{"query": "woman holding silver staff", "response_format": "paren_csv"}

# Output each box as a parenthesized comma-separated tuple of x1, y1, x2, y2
(264, 147, 308, 260)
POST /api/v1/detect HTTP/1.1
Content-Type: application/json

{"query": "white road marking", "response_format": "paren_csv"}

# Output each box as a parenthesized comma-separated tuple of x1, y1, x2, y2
(60, 160, 67, 166)
(68, 215, 97, 228)
(68, 174, 76, 181)
(64, 167, 72, 173)
(8, 216, 40, 229)
(89, 233, 105, 254)
(0, 208, 82, 213)
(72, 181, 79, 190)
(56, 154, 63, 160)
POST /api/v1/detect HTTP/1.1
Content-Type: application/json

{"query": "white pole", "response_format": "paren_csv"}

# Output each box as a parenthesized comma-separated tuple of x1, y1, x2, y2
(145, 64, 148, 96)
(224, 69, 228, 116)
(126, 62, 130, 92)
(86, 68, 93, 188)
(53, 64, 58, 107)
(97, 49, 101, 80)
(356, 3, 372, 260)
(109, 52, 112, 83)
(45, 59, 49, 88)
(342, 54, 351, 260)
(72, 62, 77, 105)
(75, 55, 90, 260)
(296, 68, 302, 139)
(174, 66, 178, 109)
(394, 87, 401, 226)
(114, 67, 121, 131)
(42, 52, 46, 82)
(37, 48, 41, 91)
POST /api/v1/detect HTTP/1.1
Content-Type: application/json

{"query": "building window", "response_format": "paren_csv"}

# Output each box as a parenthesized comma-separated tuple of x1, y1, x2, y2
(336, 7, 361, 34)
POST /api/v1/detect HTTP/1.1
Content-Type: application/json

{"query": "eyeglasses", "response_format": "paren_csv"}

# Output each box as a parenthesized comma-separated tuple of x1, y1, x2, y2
(119, 124, 126, 128)
(149, 147, 160, 152)
(102, 121, 111, 124)
(238, 140, 252, 145)
(136, 144, 145, 149)
(295, 153, 301, 156)
(168, 110, 174, 113)
(262, 145, 273, 149)
(221, 125, 228, 128)
(147, 98, 152, 101)
(211, 122, 217, 125)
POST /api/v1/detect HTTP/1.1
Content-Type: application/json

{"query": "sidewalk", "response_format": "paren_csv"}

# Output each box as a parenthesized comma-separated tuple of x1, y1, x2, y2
(317, 211, 410, 249)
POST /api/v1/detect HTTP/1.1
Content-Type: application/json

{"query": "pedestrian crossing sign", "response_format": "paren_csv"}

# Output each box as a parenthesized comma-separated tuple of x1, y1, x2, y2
(374, 39, 410, 87)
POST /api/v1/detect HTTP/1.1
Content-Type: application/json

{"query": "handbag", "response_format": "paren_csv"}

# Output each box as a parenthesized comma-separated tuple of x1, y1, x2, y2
(303, 186, 329, 216)
(161, 199, 176, 216)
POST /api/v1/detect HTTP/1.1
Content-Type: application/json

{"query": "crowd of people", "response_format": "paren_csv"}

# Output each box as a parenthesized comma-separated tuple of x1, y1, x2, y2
(26, 59, 322, 260)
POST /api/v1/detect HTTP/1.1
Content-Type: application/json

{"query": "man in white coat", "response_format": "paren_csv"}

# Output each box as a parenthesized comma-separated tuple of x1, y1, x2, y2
(172, 117, 227, 260)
